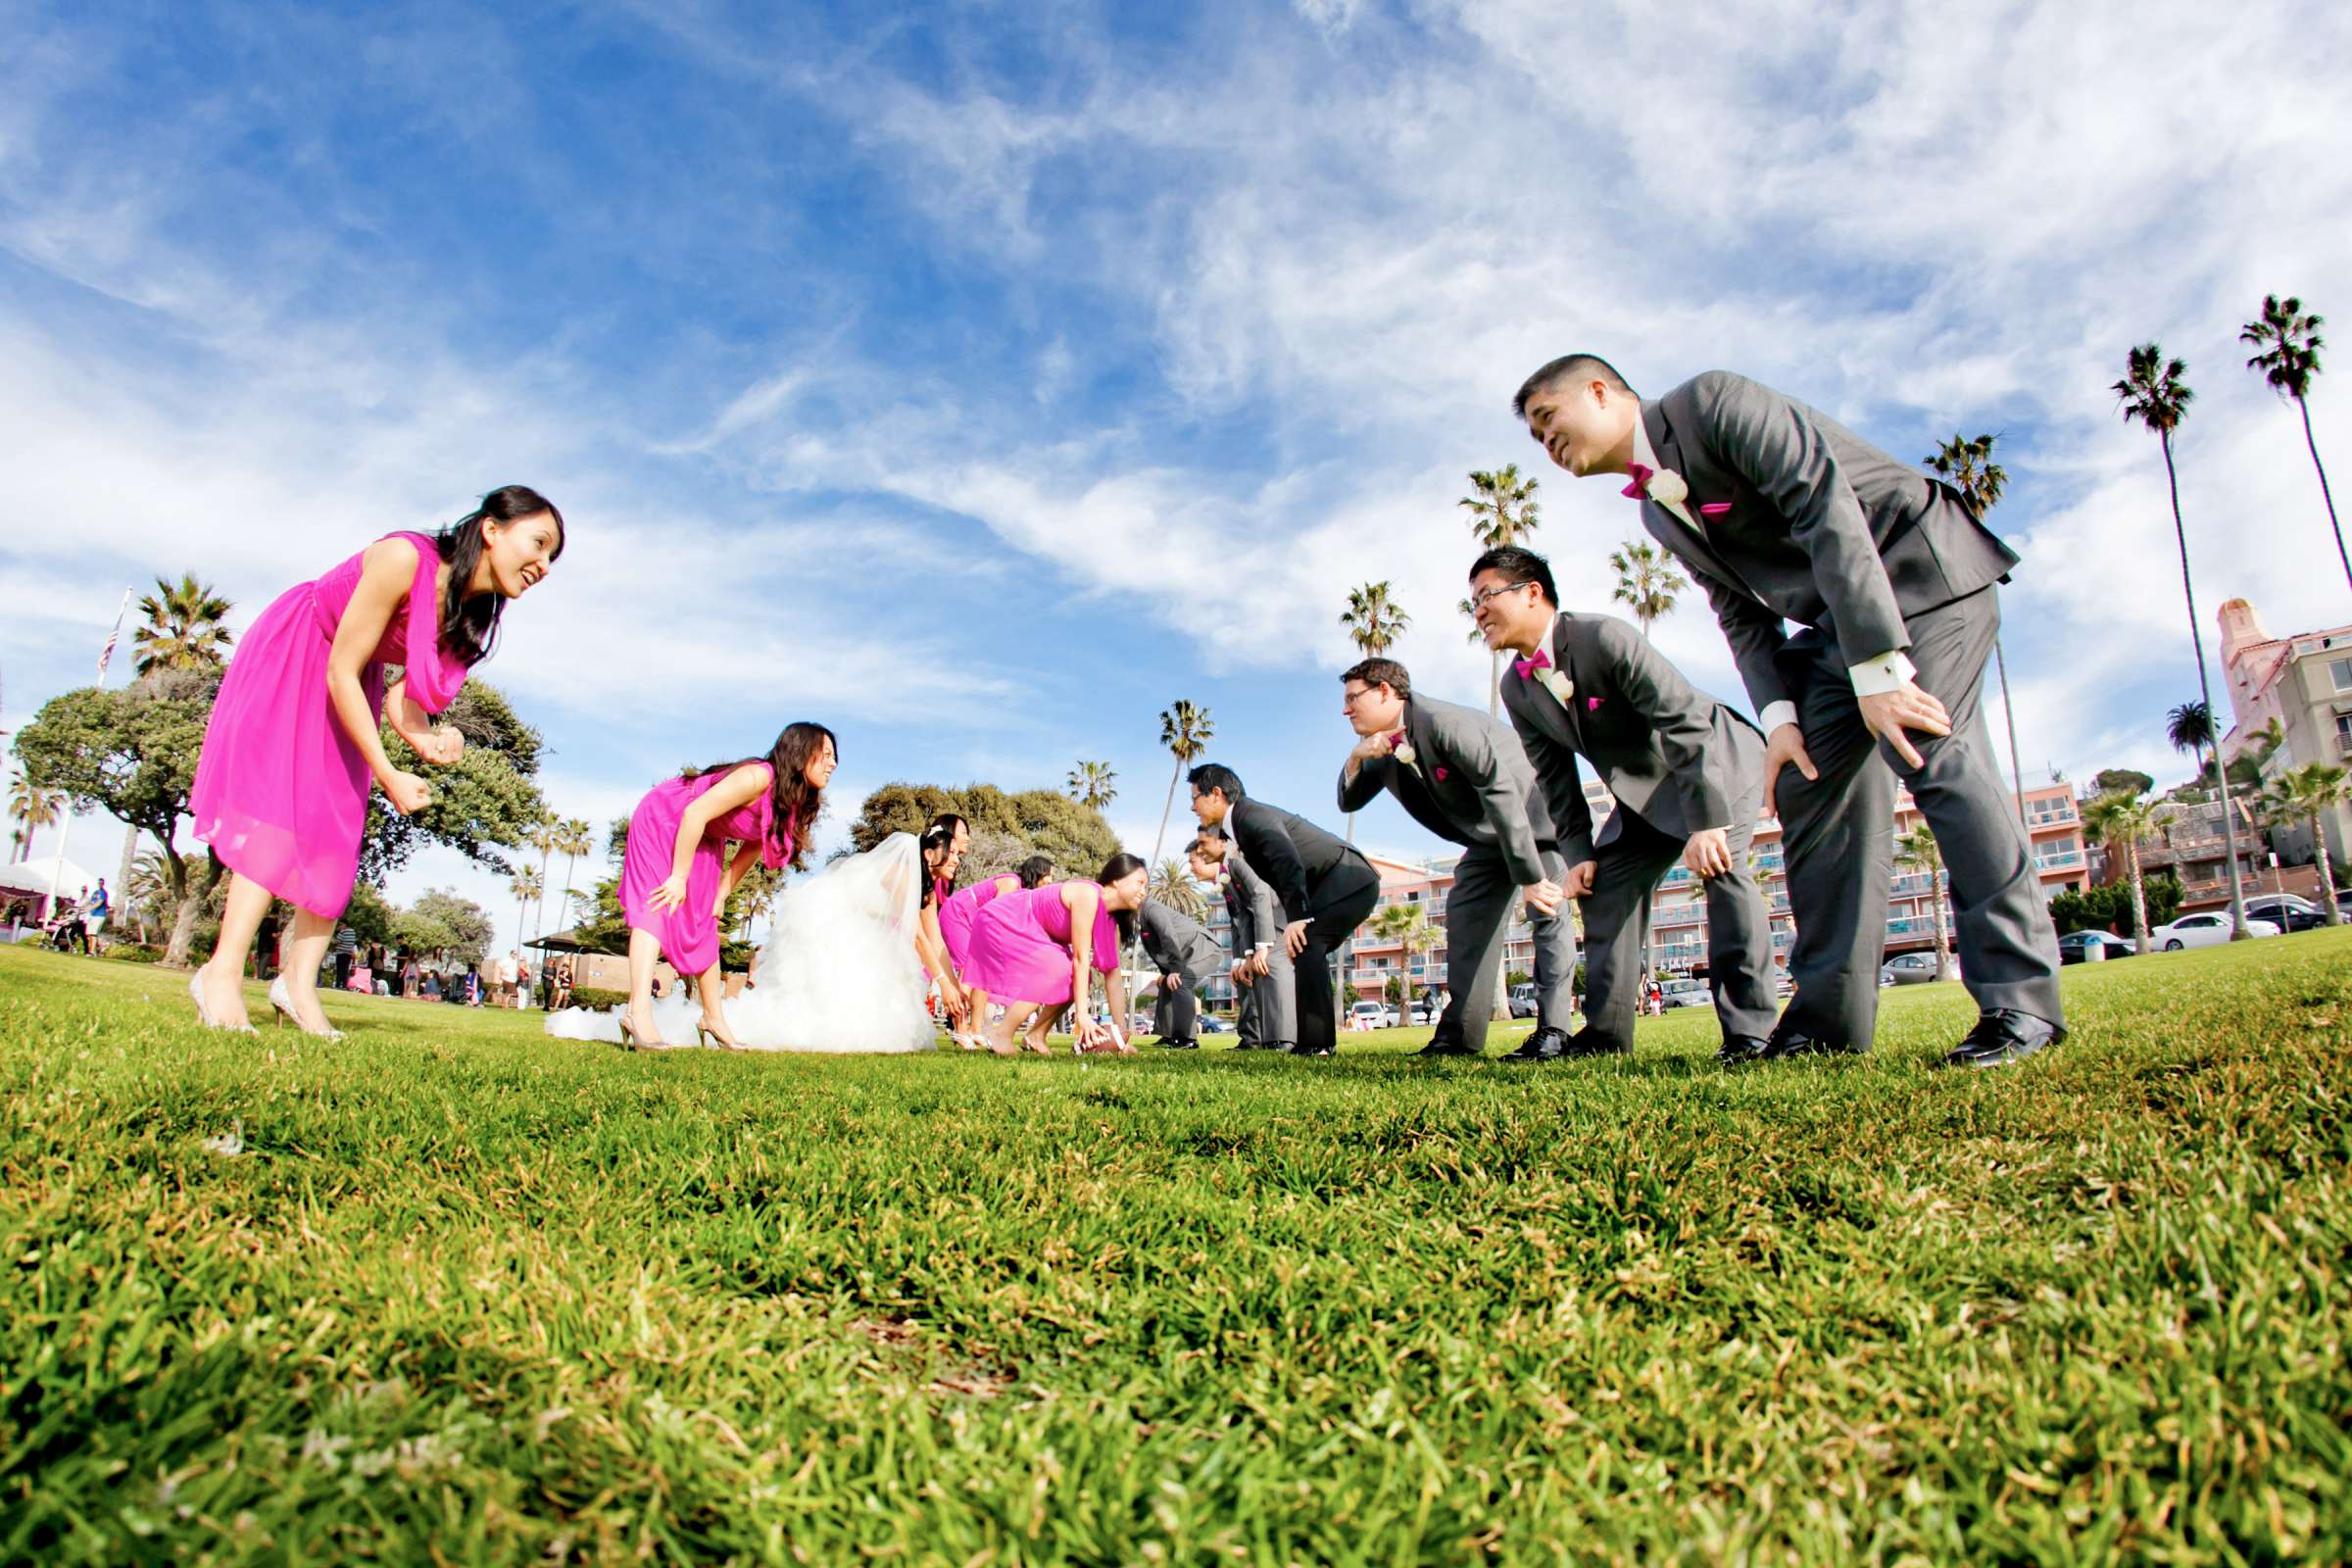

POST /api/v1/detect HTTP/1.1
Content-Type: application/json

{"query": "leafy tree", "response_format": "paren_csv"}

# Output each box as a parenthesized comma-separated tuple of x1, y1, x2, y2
(2091, 768, 2156, 800)
(402, 887, 493, 964)
(341, 881, 399, 951)
(1365, 901, 1439, 1018)
(847, 783, 1118, 881)
(2116, 344, 2251, 938)
(2262, 762, 2349, 922)
(2048, 876, 2182, 938)
(1459, 465, 1542, 716)
(957, 827, 1034, 887)
(1066, 760, 1117, 810)
(2241, 294, 2344, 597)
(1926, 431, 2029, 835)
(131, 573, 235, 675)
(1152, 702, 1215, 868)
(359, 679, 551, 883)
(12, 668, 223, 965)
(1608, 540, 1689, 640)
(1894, 824, 1951, 978)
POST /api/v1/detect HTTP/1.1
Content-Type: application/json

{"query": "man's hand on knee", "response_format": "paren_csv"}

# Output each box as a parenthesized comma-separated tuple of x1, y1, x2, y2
(1760, 723, 1819, 818)
(1857, 681, 1951, 770)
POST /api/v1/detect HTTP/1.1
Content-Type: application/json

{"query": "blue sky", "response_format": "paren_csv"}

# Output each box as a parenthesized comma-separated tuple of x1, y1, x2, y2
(4, 0, 2349, 943)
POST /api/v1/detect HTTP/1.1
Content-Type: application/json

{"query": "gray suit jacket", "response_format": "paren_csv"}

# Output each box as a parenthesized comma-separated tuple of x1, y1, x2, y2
(1640, 371, 2020, 715)
(1228, 797, 1365, 921)
(1499, 611, 1765, 865)
(1221, 847, 1279, 956)
(1139, 899, 1224, 984)
(1334, 694, 1556, 885)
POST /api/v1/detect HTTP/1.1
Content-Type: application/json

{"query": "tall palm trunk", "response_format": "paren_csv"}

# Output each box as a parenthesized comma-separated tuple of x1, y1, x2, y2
(2311, 807, 2341, 921)
(1151, 762, 1181, 869)
(2127, 841, 2150, 956)
(1993, 637, 2029, 838)
(1929, 864, 1951, 979)
(2161, 430, 2251, 938)
(560, 851, 579, 934)
(2298, 394, 2351, 599)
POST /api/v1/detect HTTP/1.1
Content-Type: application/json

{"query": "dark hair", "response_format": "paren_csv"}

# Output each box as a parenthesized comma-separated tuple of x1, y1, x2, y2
(926, 812, 968, 841)
(1510, 354, 1636, 419)
(1341, 657, 1412, 701)
(1016, 854, 1055, 889)
(1098, 852, 1148, 945)
(684, 721, 835, 871)
(918, 820, 959, 906)
(434, 485, 564, 666)
(1468, 545, 1558, 607)
(1191, 825, 1227, 852)
(1187, 762, 1245, 802)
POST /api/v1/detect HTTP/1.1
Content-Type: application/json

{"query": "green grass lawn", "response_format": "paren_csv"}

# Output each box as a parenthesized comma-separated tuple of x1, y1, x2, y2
(3, 936, 2348, 1564)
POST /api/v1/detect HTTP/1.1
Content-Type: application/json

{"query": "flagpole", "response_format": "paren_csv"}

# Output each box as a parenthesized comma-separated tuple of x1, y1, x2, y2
(44, 589, 132, 923)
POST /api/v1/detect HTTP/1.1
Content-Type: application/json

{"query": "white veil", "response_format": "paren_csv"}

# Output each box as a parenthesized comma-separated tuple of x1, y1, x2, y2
(546, 831, 939, 1054)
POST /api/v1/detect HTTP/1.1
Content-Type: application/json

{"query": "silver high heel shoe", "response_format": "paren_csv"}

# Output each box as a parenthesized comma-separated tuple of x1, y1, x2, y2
(617, 1015, 680, 1052)
(188, 969, 257, 1034)
(694, 1020, 747, 1052)
(269, 976, 345, 1040)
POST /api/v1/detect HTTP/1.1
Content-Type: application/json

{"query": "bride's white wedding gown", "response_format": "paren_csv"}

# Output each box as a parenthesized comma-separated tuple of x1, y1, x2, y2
(546, 832, 938, 1054)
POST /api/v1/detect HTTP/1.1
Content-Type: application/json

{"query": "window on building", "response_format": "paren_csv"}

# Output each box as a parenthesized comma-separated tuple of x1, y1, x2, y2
(2331, 657, 2352, 692)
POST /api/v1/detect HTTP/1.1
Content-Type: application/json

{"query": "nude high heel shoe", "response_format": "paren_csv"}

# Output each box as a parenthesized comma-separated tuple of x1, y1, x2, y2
(269, 975, 345, 1040)
(188, 969, 257, 1035)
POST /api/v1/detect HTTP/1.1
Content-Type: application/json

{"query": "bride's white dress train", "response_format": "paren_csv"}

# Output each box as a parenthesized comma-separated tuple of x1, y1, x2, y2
(546, 832, 938, 1054)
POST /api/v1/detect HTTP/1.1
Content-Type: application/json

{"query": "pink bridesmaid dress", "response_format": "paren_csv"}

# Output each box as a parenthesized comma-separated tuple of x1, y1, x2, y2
(190, 532, 467, 919)
(618, 765, 790, 975)
(937, 875, 1014, 974)
(963, 881, 1118, 1005)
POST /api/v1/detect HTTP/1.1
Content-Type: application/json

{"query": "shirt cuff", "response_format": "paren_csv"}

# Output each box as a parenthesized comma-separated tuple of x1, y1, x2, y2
(1758, 700, 1800, 735)
(1847, 650, 1917, 697)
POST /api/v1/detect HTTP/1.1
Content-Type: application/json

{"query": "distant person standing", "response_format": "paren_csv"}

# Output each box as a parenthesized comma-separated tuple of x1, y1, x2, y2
(331, 926, 357, 992)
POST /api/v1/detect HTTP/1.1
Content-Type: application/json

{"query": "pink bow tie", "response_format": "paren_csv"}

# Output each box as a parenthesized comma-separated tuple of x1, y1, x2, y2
(1514, 648, 1551, 681)
(1621, 463, 1654, 500)
(1390, 731, 1408, 749)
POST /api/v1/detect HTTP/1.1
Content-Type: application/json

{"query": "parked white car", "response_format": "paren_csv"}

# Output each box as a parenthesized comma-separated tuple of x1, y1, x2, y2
(1658, 977, 1713, 1009)
(2146, 911, 2280, 951)
(1348, 1000, 1395, 1028)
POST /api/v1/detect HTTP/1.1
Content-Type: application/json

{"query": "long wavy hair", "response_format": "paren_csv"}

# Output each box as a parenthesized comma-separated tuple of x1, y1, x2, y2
(1098, 851, 1148, 945)
(433, 485, 565, 666)
(1016, 854, 1054, 890)
(918, 819, 960, 907)
(684, 721, 834, 870)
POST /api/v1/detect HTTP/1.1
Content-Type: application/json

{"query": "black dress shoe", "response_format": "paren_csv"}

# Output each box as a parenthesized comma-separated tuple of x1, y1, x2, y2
(1153, 1037, 1200, 1051)
(1557, 1030, 1631, 1059)
(1756, 1027, 1863, 1062)
(1416, 1035, 1484, 1057)
(1497, 1027, 1568, 1063)
(1715, 1034, 1771, 1067)
(1290, 1041, 1335, 1057)
(1937, 1009, 2065, 1069)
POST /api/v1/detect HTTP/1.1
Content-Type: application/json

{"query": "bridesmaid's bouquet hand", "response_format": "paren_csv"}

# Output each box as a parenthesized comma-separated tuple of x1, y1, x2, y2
(414, 725, 465, 766)
(650, 872, 691, 914)
(382, 770, 434, 816)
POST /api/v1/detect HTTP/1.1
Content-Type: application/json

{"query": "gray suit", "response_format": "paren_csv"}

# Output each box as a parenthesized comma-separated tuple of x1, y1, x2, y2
(1499, 610, 1778, 1048)
(1336, 693, 1575, 1050)
(1227, 797, 1381, 1054)
(1139, 899, 1223, 1042)
(1221, 843, 1296, 1047)
(1639, 372, 2062, 1043)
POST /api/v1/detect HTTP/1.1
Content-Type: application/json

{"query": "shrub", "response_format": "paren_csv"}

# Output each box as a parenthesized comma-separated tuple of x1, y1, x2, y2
(103, 944, 166, 964)
(569, 987, 626, 1011)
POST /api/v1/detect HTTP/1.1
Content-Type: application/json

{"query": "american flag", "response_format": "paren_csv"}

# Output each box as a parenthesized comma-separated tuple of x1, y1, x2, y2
(96, 589, 131, 684)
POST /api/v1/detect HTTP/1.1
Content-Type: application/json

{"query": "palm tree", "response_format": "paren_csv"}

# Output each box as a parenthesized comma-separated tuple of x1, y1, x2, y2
(1339, 581, 1411, 656)
(1607, 540, 1689, 640)
(2116, 343, 2251, 939)
(511, 868, 542, 965)
(2262, 762, 2349, 923)
(131, 573, 235, 675)
(1150, 858, 1206, 921)
(524, 813, 560, 940)
(125, 849, 172, 944)
(1893, 824, 1952, 979)
(2082, 791, 2168, 956)
(1151, 701, 1215, 868)
(555, 816, 593, 935)
(1067, 760, 1118, 811)
(1366, 901, 1439, 1020)
(1459, 466, 1542, 715)
(1926, 431, 2029, 836)
(2242, 295, 2345, 598)
(8, 781, 65, 862)
(2165, 701, 2222, 795)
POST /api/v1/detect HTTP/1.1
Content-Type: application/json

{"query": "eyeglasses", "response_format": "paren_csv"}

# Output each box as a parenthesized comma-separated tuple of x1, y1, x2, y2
(1469, 580, 1534, 612)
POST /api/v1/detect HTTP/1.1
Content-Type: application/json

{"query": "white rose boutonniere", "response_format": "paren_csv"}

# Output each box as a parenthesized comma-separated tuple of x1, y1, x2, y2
(1540, 669, 1575, 705)
(1644, 468, 1690, 507)
(1394, 743, 1418, 766)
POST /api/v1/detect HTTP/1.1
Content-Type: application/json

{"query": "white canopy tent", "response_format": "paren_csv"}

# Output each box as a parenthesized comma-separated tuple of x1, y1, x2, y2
(0, 852, 100, 903)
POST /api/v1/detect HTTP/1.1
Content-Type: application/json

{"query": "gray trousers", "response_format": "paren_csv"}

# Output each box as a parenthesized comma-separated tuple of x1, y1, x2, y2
(1235, 942, 1297, 1046)
(1774, 587, 2063, 1046)
(1577, 789, 1778, 1050)
(1439, 841, 1576, 1051)
(1152, 975, 1199, 1040)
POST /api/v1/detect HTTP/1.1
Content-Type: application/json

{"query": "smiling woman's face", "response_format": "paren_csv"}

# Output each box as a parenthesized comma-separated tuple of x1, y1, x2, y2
(481, 511, 564, 599)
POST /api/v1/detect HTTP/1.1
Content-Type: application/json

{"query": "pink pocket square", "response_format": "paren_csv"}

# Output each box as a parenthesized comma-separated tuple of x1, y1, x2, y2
(1434, 766, 1449, 781)
(1586, 697, 1603, 710)
(1697, 502, 1732, 517)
